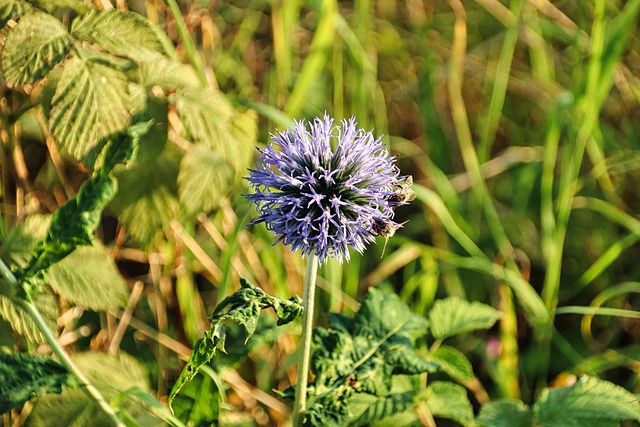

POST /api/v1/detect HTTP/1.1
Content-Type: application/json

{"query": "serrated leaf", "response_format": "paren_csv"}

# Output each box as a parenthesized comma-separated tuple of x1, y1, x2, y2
(533, 376, 640, 427)
(178, 145, 235, 215)
(49, 54, 130, 160)
(0, 0, 33, 27)
(137, 58, 200, 89)
(170, 370, 220, 427)
(2, 11, 73, 86)
(431, 345, 474, 382)
(1, 214, 51, 269)
(46, 245, 128, 310)
(477, 400, 533, 427)
(423, 381, 474, 426)
(169, 279, 302, 411)
(301, 289, 438, 426)
(349, 392, 415, 427)
(0, 293, 58, 343)
(429, 297, 501, 340)
(30, 0, 92, 14)
(25, 352, 152, 427)
(71, 9, 166, 59)
(0, 351, 79, 414)
(110, 153, 180, 244)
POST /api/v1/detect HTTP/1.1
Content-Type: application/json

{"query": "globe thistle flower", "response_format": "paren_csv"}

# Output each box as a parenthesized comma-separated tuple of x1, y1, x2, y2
(245, 114, 408, 263)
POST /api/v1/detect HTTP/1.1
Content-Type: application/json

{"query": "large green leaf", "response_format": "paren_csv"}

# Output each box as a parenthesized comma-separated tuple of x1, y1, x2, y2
(2, 11, 73, 86)
(476, 400, 533, 427)
(110, 153, 180, 244)
(299, 289, 438, 426)
(349, 392, 415, 427)
(49, 54, 131, 160)
(46, 245, 128, 310)
(428, 297, 501, 340)
(0, 352, 78, 414)
(533, 376, 640, 427)
(422, 381, 474, 426)
(178, 144, 235, 216)
(0, 293, 58, 343)
(0, 0, 33, 27)
(170, 369, 220, 427)
(71, 9, 166, 59)
(25, 352, 153, 427)
(169, 279, 302, 413)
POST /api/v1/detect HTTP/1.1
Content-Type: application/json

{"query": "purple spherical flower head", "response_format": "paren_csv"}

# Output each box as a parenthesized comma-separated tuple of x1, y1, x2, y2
(245, 114, 406, 263)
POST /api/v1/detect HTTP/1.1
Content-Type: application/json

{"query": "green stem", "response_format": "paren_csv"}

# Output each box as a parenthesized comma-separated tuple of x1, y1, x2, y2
(164, 0, 208, 87)
(0, 260, 124, 427)
(293, 254, 319, 426)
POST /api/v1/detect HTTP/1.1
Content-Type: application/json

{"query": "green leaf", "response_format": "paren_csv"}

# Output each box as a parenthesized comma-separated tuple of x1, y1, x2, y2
(431, 345, 474, 382)
(349, 392, 415, 427)
(170, 370, 220, 427)
(476, 400, 533, 427)
(0, 351, 79, 414)
(168, 279, 302, 412)
(1, 214, 51, 269)
(422, 381, 474, 426)
(49, 54, 131, 160)
(0, 293, 58, 343)
(110, 153, 180, 244)
(130, 94, 168, 165)
(2, 11, 73, 86)
(137, 58, 200, 89)
(301, 289, 438, 426)
(46, 245, 128, 310)
(71, 10, 166, 59)
(228, 108, 258, 175)
(25, 352, 151, 427)
(533, 376, 640, 427)
(30, 0, 93, 14)
(429, 297, 501, 340)
(178, 145, 235, 216)
(0, 0, 33, 27)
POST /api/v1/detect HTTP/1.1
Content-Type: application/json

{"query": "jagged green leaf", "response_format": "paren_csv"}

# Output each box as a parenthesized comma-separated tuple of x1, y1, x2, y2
(137, 58, 200, 89)
(300, 289, 438, 426)
(431, 345, 474, 382)
(178, 144, 235, 216)
(0, 351, 79, 414)
(2, 11, 73, 86)
(0, 0, 33, 27)
(49, 54, 130, 160)
(110, 152, 180, 244)
(168, 279, 302, 411)
(533, 376, 640, 427)
(1, 214, 51, 269)
(429, 297, 501, 340)
(46, 245, 128, 310)
(170, 370, 220, 427)
(422, 381, 474, 426)
(25, 352, 152, 427)
(71, 9, 166, 59)
(477, 400, 533, 427)
(349, 392, 415, 427)
(30, 0, 92, 14)
(0, 293, 58, 343)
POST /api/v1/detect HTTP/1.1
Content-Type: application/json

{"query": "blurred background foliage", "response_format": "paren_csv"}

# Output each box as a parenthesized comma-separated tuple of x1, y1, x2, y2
(1, 0, 639, 425)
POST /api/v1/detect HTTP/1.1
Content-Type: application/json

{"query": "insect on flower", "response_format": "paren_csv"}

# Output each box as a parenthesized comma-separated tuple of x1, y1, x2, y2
(245, 114, 411, 263)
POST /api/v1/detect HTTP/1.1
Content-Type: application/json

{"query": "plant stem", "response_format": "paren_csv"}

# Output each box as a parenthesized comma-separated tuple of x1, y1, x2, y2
(0, 260, 125, 427)
(292, 254, 319, 426)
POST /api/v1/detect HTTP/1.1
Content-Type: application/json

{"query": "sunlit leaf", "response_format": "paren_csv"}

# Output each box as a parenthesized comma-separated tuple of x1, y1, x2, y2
(431, 345, 474, 382)
(178, 144, 235, 216)
(2, 11, 72, 86)
(0, 293, 58, 343)
(477, 400, 533, 427)
(49, 54, 130, 160)
(1, 214, 51, 269)
(0, 0, 33, 27)
(0, 352, 79, 414)
(429, 297, 501, 340)
(533, 376, 640, 427)
(423, 381, 473, 426)
(46, 245, 128, 310)
(71, 9, 166, 59)
(349, 392, 415, 427)
(169, 279, 302, 412)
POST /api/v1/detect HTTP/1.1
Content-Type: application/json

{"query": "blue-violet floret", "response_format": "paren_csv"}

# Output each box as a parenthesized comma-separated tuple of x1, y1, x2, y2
(245, 114, 405, 263)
